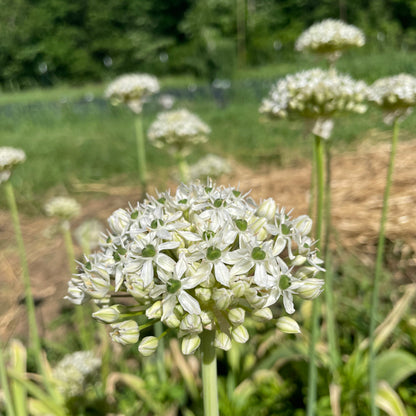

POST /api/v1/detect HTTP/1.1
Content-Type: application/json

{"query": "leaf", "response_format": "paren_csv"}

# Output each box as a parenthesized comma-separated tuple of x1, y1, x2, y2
(376, 381, 408, 416)
(376, 349, 416, 388)
(9, 340, 27, 416)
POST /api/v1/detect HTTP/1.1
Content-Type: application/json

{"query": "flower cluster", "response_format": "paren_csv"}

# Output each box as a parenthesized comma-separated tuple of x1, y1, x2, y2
(147, 109, 211, 156)
(45, 196, 81, 220)
(66, 181, 324, 355)
(105, 73, 160, 114)
(0, 147, 26, 184)
(75, 219, 105, 251)
(189, 154, 231, 180)
(295, 19, 365, 59)
(53, 351, 101, 398)
(368, 74, 416, 123)
(260, 68, 368, 120)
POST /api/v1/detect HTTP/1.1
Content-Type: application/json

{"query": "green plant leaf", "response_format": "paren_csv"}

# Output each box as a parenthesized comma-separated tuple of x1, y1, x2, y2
(9, 340, 27, 416)
(376, 349, 416, 388)
(376, 380, 408, 416)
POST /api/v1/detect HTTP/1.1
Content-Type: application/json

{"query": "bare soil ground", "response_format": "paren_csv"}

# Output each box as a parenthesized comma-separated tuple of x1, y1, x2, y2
(1, 137, 415, 342)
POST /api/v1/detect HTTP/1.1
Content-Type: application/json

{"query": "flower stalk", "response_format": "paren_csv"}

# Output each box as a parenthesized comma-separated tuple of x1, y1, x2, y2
(201, 330, 219, 416)
(135, 115, 147, 193)
(368, 119, 400, 416)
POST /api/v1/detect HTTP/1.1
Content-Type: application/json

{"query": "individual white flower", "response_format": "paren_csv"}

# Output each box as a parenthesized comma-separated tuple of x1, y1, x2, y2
(368, 74, 416, 123)
(0, 147, 26, 184)
(147, 109, 211, 156)
(295, 19, 365, 60)
(44, 196, 81, 220)
(189, 154, 231, 180)
(67, 180, 324, 355)
(105, 73, 160, 114)
(260, 68, 368, 124)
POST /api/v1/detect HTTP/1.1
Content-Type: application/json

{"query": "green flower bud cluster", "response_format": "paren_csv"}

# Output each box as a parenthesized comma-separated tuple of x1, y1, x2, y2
(368, 74, 416, 124)
(66, 181, 324, 355)
(260, 68, 368, 120)
(0, 147, 26, 184)
(44, 196, 81, 221)
(295, 19, 365, 59)
(147, 109, 211, 156)
(105, 73, 160, 114)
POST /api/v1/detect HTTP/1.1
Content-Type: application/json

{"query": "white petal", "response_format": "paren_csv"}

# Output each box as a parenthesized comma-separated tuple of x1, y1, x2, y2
(283, 291, 295, 314)
(178, 231, 201, 242)
(114, 265, 124, 292)
(141, 260, 154, 287)
(214, 262, 230, 287)
(230, 259, 253, 276)
(175, 255, 187, 279)
(162, 294, 177, 321)
(156, 253, 176, 272)
(178, 291, 201, 315)
(254, 263, 268, 287)
(159, 241, 180, 251)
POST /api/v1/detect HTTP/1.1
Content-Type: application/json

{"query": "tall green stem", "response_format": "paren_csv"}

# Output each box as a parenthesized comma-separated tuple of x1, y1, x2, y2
(0, 343, 15, 416)
(135, 114, 147, 195)
(62, 224, 90, 349)
(4, 182, 42, 367)
(201, 330, 219, 416)
(154, 321, 166, 382)
(175, 153, 190, 183)
(369, 119, 400, 416)
(306, 135, 325, 416)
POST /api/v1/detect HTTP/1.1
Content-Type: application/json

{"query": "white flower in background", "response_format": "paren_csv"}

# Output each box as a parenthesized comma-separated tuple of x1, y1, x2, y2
(67, 180, 324, 355)
(260, 68, 368, 122)
(0, 147, 26, 184)
(45, 196, 81, 220)
(74, 219, 105, 251)
(368, 74, 416, 124)
(53, 351, 101, 398)
(295, 19, 365, 60)
(147, 109, 211, 156)
(189, 154, 231, 180)
(158, 94, 176, 110)
(105, 73, 160, 114)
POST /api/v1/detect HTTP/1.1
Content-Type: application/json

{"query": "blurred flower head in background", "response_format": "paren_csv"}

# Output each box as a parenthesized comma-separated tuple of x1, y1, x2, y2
(147, 109, 211, 156)
(295, 19, 365, 61)
(66, 180, 324, 355)
(105, 73, 160, 114)
(0, 147, 26, 184)
(75, 219, 105, 251)
(260, 68, 368, 122)
(189, 154, 231, 180)
(368, 73, 416, 124)
(45, 196, 81, 221)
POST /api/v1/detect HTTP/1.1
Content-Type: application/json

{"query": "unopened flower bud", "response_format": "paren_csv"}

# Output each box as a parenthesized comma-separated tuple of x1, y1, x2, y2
(212, 288, 233, 310)
(181, 334, 201, 355)
(138, 336, 159, 356)
(110, 320, 140, 345)
(195, 287, 211, 302)
(108, 208, 130, 235)
(291, 255, 307, 266)
(273, 235, 286, 256)
(232, 325, 249, 344)
(231, 281, 249, 297)
(293, 215, 313, 235)
(180, 314, 202, 333)
(257, 198, 277, 221)
(146, 301, 162, 319)
(92, 305, 123, 323)
(214, 331, 232, 351)
(252, 307, 273, 321)
(228, 308, 245, 325)
(276, 316, 301, 334)
(296, 278, 325, 300)
(249, 217, 268, 234)
(295, 266, 319, 279)
(200, 311, 214, 328)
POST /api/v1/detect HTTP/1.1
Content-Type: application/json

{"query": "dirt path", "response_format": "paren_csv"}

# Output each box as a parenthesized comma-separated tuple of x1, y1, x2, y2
(1, 138, 415, 342)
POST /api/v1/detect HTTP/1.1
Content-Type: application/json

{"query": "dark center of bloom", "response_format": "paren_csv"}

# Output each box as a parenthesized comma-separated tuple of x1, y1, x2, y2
(203, 230, 215, 241)
(167, 278, 181, 294)
(142, 244, 156, 257)
(232, 190, 241, 197)
(178, 198, 187, 204)
(207, 246, 221, 261)
(235, 219, 248, 231)
(251, 247, 266, 261)
(279, 275, 291, 290)
(130, 211, 138, 219)
(213, 198, 223, 208)
(281, 224, 291, 235)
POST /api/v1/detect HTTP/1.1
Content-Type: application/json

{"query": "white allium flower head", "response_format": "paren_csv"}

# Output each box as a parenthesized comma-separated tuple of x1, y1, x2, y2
(53, 351, 101, 398)
(148, 109, 211, 156)
(260, 68, 368, 121)
(189, 154, 231, 180)
(74, 219, 105, 251)
(66, 180, 324, 355)
(0, 147, 26, 184)
(105, 73, 160, 114)
(45, 196, 81, 220)
(295, 19, 365, 58)
(368, 74, 416, 123)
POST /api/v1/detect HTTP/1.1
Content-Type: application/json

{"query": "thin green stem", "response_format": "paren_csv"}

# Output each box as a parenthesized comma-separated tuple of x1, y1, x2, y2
(369, 119, 400, 416)
(0, 344, 16, 416)
(175, 152, 190, 183)
(201, 330, 219, 416)
(62, 224, 91, 349)
(135, 114, 147, 195)
(154, 321, 166, 382)
(4, 182, 42, 366)
(306, 135, 325, 416)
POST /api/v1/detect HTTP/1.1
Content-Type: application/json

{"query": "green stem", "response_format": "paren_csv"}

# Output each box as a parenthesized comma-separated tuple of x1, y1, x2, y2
(154, 321, 166, 382)
(201, 330, 219, 416)
(62, 224, 90, 349)
(4, 182, 42, 367)
(369, 119, 400, 416)
(0, 344, 16, 416)
(175, 152, 190, 183)
(135, 114, 147, 194)
(306, 135, 325, 416)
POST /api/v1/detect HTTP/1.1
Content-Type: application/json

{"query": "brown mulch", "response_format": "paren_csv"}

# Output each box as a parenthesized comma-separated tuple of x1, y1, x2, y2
(1, 138, 415, 342)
